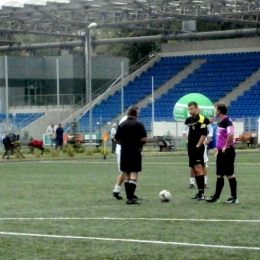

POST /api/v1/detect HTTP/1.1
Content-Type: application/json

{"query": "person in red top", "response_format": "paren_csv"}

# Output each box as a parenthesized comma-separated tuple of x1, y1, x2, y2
(29, 139, 44, 155)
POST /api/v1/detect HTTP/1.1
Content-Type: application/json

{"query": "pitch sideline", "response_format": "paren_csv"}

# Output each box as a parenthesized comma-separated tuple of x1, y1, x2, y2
(0, 217, 260, 223)
(0, 231, 259, 250)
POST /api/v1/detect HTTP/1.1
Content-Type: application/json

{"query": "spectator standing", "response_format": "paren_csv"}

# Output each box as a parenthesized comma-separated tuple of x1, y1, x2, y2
(46, 122, 57, 147)
(111, 123, 117, 153)
(55, 123, 64, 150)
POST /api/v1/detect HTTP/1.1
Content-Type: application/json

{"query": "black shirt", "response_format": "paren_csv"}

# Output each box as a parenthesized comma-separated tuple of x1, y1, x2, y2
(184, 114, 210, 148)
(115, 117, 147, 151)
(56, 126, 64, 141)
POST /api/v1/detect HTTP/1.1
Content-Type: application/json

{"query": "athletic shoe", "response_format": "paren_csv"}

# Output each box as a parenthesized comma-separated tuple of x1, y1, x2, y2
(191, 193, 199, 199)
(113, 192, 123, 200)
(196, 194, 205, 201)
(205, 196, 220, 203)
(126, 198, 141, 205)
(188, 184, 195, 189)
(133, 195, 142, 200)
(224, 197, 239, 204)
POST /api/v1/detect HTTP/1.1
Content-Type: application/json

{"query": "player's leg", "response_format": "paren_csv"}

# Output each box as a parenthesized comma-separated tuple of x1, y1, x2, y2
(192, 146, 205, 200)
(111, 139, 115, 153)
(188, 167, 196, 188)
(203, 145, 209, 188)
(125, 150, 142, 205)
(224, 147, 238, 204)
(112, 152, 124, 200)
(206, 150, 224, 202)
(188, 148, 196, 188)
(126, 172, 141, 204)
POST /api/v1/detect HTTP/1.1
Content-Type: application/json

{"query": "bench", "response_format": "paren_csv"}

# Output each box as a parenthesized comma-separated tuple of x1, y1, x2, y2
(144, 138, 175, 152)
(80, 139, 103, 148)
(235, 136, 256, 147)
(67, 138, 103, 148)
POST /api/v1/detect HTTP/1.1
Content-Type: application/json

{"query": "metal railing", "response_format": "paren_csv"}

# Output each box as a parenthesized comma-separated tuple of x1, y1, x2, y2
(9, 94, 86, 108)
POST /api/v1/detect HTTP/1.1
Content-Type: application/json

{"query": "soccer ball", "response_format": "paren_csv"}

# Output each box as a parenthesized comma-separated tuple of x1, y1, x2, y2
(159, 190, 172, 202)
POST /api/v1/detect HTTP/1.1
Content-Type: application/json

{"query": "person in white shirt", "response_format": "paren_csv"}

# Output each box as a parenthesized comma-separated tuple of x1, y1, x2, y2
(112, 116, 127, 200)
(46, 122, 57, 147)
(110, 123, 117, 153)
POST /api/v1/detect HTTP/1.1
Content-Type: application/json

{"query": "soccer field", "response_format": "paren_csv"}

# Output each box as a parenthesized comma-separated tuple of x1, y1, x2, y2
(0, 152, 259, 260)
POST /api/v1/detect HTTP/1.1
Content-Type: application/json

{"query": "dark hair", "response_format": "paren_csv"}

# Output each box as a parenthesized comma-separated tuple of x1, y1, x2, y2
(215, 102, 227, 115)
(127, 105, 138, 116)
(188, 101, 198, 108)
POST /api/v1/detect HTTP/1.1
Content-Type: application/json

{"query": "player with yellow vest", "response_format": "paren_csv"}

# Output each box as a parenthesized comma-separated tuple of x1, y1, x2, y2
(183, 101, 210, 201)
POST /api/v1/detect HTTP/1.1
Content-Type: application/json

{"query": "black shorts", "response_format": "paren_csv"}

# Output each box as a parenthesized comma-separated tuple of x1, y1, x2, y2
(216, 147, 236, 176)
(120, 149, 142, 172)
(188, 145, 205, 168)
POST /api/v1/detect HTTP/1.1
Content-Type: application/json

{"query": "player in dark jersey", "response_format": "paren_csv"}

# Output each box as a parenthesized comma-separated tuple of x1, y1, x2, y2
(115, 106, 147, 205)
(183, 101, 210, 201)
(206, 103, 238, 203)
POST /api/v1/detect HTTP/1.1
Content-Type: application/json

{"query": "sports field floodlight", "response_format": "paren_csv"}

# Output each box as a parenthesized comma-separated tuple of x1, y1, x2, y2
(86, 22, 97, 152)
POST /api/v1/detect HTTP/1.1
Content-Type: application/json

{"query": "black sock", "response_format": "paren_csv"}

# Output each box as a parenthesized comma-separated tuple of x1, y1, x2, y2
(124, 179, 130, 200)
(195, 175, 204, 195)
(215, 178, 224, 198)
(228, 177, 237, 199)
(128, 179, 137, 200)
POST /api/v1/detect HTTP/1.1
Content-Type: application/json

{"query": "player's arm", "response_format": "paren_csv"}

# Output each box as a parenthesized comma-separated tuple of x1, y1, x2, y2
(115, 139, 121, 144)
(225, 126, 234, 147)
(114, 126, 121, 144)
(182, 122, 189, 144)
(197, 135, 207, 147)
(140, 124, 147, 144)
(196, 123, 208, 147)
(205, 124, 213, 144)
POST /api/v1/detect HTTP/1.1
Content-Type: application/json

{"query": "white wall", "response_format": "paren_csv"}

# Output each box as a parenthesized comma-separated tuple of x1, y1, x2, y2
(161, 37, 260, 56)
(153, 121, 244, 138)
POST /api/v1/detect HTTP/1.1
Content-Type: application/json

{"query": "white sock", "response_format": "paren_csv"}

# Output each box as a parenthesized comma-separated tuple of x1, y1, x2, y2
(190, 178, 195, 185)
(204, 176, 208, 184)
(113, 184, 121, 193)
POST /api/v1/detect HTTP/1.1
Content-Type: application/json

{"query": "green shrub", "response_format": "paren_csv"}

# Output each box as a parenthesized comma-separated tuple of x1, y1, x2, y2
(34, 149, 42, 158)
(50, 148, 59, 157)
(65, 145, 75, 157)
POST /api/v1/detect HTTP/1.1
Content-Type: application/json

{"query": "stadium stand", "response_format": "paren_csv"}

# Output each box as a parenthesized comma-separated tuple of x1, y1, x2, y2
(13, 113, 45, 129)
(0, 113, 13, 123)
(68, 51, 260, 132)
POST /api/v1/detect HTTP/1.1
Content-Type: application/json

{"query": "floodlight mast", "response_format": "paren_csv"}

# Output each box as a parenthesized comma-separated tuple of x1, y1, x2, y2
(86, 22, 97, 152)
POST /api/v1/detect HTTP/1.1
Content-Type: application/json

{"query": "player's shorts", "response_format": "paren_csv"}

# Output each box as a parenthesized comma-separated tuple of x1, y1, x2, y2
(120, 149, 142, 172)
(216, 146, 236, 176)
(207, 140, 216, 150)
(188, 145, 205, 168)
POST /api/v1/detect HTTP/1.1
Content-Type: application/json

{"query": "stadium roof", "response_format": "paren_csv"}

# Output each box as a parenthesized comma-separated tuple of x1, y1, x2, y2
(0, 0, 260, 39)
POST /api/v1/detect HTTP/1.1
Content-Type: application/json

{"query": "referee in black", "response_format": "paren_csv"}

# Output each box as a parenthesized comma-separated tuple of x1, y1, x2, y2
(115, 106, 147, 205)
(184, 101, 210, 201)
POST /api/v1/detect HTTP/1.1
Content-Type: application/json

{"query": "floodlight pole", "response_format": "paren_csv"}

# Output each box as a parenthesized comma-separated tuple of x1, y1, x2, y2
(86, 23, 97, 152)
(56, 58, 60, 122)
(151, 77, 154, 137)
(121, 61, 124, 117)
(5, 55, 9, 125)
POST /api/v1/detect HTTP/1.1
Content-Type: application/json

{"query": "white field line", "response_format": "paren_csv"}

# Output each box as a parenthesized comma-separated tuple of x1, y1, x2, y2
(0, 231, 259, 250)
(13, 161, 260, 165)
(0, 217, 260, 223)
